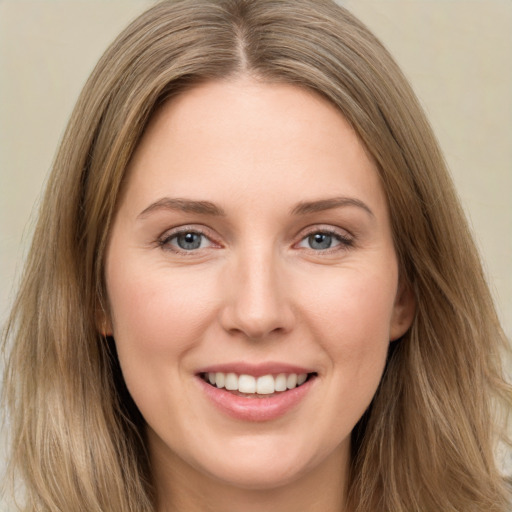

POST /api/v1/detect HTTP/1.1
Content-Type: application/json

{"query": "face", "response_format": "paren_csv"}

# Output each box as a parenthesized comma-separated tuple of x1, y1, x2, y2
(104, 79, 414, 494)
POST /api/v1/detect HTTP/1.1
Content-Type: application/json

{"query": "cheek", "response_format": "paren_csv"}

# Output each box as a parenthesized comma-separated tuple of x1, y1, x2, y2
(298, 263, 397, 402)
(105, 261, 221, 425)
(301, 265, 398, 346)
(108, 262, 218, 354)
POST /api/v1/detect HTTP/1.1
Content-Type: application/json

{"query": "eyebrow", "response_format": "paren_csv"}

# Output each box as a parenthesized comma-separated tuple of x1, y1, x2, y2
(137, 198, 226, 218)
(137, 195, 374, 219)
(291, 197, 374, 217)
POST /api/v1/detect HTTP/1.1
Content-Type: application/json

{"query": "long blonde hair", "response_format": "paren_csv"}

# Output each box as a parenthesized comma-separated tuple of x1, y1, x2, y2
(2, 0, 510, 510)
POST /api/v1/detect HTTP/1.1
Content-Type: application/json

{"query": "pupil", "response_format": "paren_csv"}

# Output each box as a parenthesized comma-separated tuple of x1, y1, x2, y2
(178, 232, 201, 250)
(309, 233, 332, 250)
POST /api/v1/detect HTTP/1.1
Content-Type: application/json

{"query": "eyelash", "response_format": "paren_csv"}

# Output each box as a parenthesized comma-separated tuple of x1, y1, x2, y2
(298, 227, 354, 253)
(157, 226, 354, 254)
(158, 227, 215, 254)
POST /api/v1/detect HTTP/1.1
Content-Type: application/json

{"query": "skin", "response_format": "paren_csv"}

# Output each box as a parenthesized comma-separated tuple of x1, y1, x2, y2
(103, 78, 415, 512)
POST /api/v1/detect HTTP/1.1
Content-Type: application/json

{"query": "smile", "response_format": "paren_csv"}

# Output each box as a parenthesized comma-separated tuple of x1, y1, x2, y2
(197, 369, 318, 422)
(200, 372, 315, 396)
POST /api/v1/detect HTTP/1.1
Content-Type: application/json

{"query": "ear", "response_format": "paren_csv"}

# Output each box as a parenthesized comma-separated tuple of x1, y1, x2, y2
(390, 279, 416, 341)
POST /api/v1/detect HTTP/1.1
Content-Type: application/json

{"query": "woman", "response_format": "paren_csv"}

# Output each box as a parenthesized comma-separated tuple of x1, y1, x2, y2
(2, 0, 510, 510)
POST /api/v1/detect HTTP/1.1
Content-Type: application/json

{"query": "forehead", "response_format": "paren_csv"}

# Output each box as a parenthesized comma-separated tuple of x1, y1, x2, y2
(121, 78, 387, 219)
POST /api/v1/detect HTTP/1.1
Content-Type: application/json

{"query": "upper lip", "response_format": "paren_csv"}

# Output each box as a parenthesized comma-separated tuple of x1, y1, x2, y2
(196, 362, 316, 378)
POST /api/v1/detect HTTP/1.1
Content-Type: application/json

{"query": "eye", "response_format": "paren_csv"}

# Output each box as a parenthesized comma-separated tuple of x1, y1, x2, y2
(160, 229, 214, 252)
(297, 230, 352, 251)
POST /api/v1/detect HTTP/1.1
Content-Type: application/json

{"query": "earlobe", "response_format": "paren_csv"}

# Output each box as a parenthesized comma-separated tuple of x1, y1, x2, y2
(96, 306, 113, 337)
(390, 280, 416, 341)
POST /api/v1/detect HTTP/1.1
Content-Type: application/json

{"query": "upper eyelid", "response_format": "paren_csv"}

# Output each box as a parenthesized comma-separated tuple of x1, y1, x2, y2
(297, 224, 353, 240)
(160, 225, 214, 240)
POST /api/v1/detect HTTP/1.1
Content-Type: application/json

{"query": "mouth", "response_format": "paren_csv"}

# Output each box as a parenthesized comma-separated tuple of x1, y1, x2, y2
(199, 371, 318, 398)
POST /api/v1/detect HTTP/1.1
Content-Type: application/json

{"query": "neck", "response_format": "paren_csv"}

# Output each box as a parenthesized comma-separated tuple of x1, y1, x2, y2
(151, 441, 350, 512)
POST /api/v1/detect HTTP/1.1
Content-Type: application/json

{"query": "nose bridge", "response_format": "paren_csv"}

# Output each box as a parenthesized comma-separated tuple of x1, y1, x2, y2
(220, 241, 293, 339)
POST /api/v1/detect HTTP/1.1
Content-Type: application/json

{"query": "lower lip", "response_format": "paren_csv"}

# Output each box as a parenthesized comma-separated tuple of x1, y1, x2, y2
(197, 376, 316, 422)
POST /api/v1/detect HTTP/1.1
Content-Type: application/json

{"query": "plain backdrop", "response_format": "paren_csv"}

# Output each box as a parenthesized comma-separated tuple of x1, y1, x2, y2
(1, 0, 510, 337)
(1, 0, 511, 497)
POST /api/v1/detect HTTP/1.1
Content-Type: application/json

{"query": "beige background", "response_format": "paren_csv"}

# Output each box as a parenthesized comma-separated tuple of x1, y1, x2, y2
(1, 0, 510, 339)
(0, 0, 511, 491)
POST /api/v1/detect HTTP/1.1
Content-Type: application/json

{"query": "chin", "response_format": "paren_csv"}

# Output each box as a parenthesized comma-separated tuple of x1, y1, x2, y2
(188, 434, 339, 492)
(203, 458, 310, 491)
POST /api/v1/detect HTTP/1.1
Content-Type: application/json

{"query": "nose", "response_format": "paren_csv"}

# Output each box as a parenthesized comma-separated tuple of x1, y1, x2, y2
(219, 247, 295, 341)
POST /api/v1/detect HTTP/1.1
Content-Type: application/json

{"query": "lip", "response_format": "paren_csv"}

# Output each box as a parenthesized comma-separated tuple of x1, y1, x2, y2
(196, 368, 317, 422)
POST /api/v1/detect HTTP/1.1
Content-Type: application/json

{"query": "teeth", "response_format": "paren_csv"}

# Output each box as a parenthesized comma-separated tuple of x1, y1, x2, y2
(215, 372, 225, 389)
(204, 372, 310, 394)
(238, 375, 256, 393)
(256, 375, 275, 394)
(275, 373, 287, 392)
(286, 374, 297, 389)
(225, 372, 238, 391)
